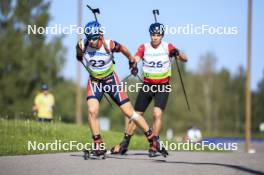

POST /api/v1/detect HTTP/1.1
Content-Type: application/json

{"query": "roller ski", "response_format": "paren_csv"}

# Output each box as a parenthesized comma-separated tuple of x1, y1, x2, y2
(83, 140, 107, 160)
(83, 136, 107, 160)
(83, 148, 107, 160)
(149, 136, 169, 158)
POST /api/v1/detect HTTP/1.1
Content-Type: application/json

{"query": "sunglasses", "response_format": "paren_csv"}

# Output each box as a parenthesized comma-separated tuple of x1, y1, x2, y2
(87, 35, 100, 41)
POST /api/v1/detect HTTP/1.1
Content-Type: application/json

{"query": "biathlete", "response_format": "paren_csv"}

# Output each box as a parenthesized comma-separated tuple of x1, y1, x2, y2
(111, 22, 188, 157)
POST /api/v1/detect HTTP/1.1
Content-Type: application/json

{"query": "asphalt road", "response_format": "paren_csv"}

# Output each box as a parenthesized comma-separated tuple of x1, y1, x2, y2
(1, 144, 264, 175)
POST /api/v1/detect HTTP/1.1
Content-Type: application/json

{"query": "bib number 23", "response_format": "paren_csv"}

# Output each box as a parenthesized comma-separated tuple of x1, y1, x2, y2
(90, 60, 105, 67)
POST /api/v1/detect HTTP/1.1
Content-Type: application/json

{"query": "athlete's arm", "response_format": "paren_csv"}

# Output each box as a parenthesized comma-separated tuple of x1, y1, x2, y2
(134, 44, 145, 63)
(168, 43, 187, 62)
(110, 40, 134, 61)
(178, 52, 187, 62)
(76, 39, 85, 61)
(120, 46, 134, 62)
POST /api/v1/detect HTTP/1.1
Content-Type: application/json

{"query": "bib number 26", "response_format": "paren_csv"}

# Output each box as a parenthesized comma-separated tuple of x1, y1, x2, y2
(149, 61, 163, 68)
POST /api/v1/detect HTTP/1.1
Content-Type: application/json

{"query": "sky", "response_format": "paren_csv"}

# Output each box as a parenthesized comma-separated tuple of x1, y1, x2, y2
(47, 0, 264, 90)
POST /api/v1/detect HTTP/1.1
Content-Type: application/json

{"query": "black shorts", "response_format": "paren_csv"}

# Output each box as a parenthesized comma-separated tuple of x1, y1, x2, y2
(134, 82, 170, 112)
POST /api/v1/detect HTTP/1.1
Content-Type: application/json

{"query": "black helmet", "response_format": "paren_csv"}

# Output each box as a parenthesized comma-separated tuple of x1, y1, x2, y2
(149, 22, 164, 35)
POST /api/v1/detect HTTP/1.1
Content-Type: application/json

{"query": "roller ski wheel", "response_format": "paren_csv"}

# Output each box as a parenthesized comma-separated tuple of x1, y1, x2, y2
(148, 149, 160, 157)
(83, 149, 107, 160)
(149, 147, 168, 158)
(90, 149, 107, 159)
(158, 146, 169, 158)
(83, 149, 90, 160)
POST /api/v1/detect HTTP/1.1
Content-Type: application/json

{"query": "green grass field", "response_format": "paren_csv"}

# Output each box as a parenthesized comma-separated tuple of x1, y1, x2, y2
(0, 119, 150, 156)
(2, 119, 261, 156)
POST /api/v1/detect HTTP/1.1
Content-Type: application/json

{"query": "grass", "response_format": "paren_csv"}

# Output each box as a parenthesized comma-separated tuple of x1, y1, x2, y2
(1, 119, 251, 156)
(0, 119, 150, 156)
(201, 131, 264, 139)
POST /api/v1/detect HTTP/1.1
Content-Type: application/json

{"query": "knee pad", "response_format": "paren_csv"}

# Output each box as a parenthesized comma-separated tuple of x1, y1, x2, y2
(130, 111, 140, 121)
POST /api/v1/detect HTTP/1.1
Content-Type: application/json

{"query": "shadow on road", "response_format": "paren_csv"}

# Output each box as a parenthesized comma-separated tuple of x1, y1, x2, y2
(70, 152, 164, 161)
(70, 152, 264, 175)
(153, 160, 264, 175)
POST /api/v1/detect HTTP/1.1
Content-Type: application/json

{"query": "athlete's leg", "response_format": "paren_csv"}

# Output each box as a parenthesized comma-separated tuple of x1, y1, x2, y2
(148, 86, 170, 156)
(124, 83, 153, 134)
(107, 73, 151, 132)
(86, 79, 106, 155)
(152, 107, 163, 136)
(125, 111, 143, 135)
(111, 110, 143, 154)
(153, 85, 169, 136)
(119, 102, 149, 132)
(107, 73, 155, 154)
(86, 79, 104, 135)
(87, 99, 100, 135)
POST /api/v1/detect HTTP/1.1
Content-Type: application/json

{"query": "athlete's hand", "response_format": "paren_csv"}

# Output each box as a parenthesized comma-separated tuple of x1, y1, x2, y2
(172, 49, 187, 62)
(129, 60, 138, 76)
(177, 52, 188, 62)
(171, 48, 180, 57)
(131, 66, 138, 76)
(76, 39, 85, 61)
(129, 61, 136, 69)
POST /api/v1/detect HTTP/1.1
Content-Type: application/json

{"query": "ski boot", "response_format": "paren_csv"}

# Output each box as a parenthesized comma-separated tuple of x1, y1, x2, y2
(111, 133, 132, 155)
(90, 139, 107, 159)
(84, 135, 107, 160)
(149, 136, 169, 158)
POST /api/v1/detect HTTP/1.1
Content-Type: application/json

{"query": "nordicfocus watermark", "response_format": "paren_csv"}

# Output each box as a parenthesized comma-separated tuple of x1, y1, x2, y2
(163, 24, 238, 36)
(27, 140, 238, 151)
(90, 82, 172, 93)
(27, 140, 105, 151)
(27, 24, 238, 36)
(160, 141, 238, 151)
(27, 24, 106, 35)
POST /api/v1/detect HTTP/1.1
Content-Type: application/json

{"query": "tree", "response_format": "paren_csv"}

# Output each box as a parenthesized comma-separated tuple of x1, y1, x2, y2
(198, 52, 217, 133)
(0, 0, 66, 118)
(252, 71, 264, 132)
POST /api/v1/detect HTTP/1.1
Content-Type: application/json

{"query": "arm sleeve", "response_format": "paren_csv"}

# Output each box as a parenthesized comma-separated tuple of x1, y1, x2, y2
(135, 44, 145, 58)
(110, 40, 122, 52)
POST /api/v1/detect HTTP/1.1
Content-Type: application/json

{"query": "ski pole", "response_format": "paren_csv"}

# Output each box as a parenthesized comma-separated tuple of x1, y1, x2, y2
(152, 9, 159, 23)
(122, 74, 133, 82)
(86, 4, 100, 22)
(175, 58, 191, 111)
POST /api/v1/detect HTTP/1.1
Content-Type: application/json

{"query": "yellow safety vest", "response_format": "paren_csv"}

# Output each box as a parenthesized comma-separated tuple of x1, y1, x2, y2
(34, 93, 55, 119)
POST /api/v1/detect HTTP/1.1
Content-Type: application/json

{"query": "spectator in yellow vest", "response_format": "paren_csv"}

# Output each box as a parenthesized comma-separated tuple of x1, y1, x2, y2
(33, 84, 55, 122)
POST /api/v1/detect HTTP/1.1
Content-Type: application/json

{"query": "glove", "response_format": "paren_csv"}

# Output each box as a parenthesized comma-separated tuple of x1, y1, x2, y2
(129, 61, 135, 69)
(76, 39, 85, 61)
(129, 61, 138, 76)
(170, 48, 180, 58)
(131, 66, 138, 76)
